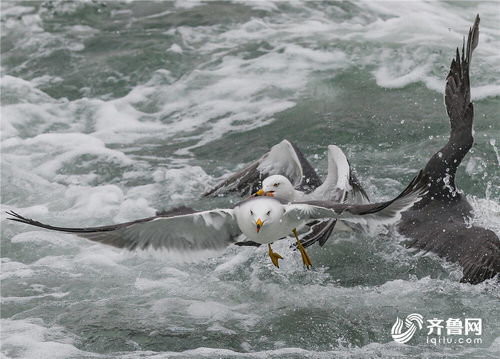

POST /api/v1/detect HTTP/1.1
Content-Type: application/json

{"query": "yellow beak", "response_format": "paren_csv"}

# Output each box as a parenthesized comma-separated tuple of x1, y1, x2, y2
(256, 218, 263, 233)
(255, 189, 265, 196)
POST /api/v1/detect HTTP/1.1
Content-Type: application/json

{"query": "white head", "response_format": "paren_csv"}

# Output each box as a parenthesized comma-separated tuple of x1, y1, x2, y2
(261, 175, 296, 200)
(237, 197, 285, 238)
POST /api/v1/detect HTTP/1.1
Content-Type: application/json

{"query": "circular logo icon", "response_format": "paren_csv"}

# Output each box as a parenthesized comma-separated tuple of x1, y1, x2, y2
(391, 313, 424, 344)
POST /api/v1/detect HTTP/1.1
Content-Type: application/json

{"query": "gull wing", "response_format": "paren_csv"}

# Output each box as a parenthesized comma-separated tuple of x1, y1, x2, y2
(404, 222, 500, 285)
(421, 14, 479, 203)
(203, 139, 322, 197)
(6, 208, 241, 252)
(285, 171, 427, 226)
(347, 165, 370, 204)
(297, 146, 369, 248)
(299, 219, 338, 248)
(314, 145, 369, 203)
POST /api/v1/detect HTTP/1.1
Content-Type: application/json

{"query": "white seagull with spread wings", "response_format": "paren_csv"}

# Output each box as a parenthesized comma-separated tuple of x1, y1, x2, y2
(7, 171, 426, 268)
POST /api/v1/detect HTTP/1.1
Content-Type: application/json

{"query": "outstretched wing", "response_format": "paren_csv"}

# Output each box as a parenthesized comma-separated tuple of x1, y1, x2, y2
(421, 14, 479, 203)
(6, 208, 241, 252)
(285, 171, 427, 226)
(203, 139, 322, 197)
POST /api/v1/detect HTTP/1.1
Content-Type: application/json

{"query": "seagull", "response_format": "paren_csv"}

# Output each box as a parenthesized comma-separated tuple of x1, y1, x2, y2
(204, 141, 368, 203)
(205, 141, 369, 247)
(253, 145, 370, 248)
(256, 145, 369, 203)
(6, 171, 426, 269)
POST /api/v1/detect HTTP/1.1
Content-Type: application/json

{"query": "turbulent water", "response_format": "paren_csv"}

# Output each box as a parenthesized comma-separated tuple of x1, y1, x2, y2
(1, 1, 499, 358)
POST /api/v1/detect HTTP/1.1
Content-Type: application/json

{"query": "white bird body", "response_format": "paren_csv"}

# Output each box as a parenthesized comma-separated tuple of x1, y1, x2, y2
(235, 197, 296, 244)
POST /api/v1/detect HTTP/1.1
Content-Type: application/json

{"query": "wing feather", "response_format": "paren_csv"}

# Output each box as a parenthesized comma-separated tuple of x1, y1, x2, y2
(6, 209, 240, 252)
(421, 14, 479, 202)
(203, 139, 321, 196)
(285, 171, 427, 226)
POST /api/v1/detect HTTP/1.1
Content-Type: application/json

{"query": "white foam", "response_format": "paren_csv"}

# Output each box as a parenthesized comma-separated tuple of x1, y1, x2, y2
(168, 43, 183, 53)
(64, 184, 125, 217)
(73, 244, 129, 269)
(1, 319, 88, 359)
(66, 24, 99, 37)
(374, 61, 431, 89)
(0, 5, 35, 17)
(135, 277, 182, 291)
(245, 1, 280, 12)
(174, 0, 203, 9)
(0, 75, 57, 105)
(471, 84, 500, 100)
(214, 248, 252, 273)
(186, 300, 249, 321)
(1, 292, 69, 304)
(113, 197, 156, 223)
(206, 323, 237, 335)
(9, 231, 78, 248)
(0, 259, 34, 280)
(467, 195, 500, 234)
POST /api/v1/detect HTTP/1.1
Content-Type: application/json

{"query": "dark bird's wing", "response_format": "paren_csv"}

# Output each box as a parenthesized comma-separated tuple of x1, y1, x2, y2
(155, 206, 197, 216)
(404, 221, 500, 285)
(285, 171, 427, 226)
(347, 165, 370, 204)
(299, 219, 338, 248)
(6, 208, 241, 252)
(203, 139, 322, 197)
(419, 14, 479, 204)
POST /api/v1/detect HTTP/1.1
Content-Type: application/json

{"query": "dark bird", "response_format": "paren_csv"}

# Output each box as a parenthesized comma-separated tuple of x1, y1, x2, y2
(398, 15, 499, 284)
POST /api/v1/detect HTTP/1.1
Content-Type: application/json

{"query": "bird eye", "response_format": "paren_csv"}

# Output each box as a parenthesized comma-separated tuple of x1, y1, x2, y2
(266, 210, 271, 216)
(250, 210, 254, 216)
(273, 183, 279, 187)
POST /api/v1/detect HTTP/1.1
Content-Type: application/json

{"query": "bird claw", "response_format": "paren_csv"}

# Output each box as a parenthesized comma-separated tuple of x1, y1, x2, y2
(298, 246, 313, 269)
(268, 247, 283, 268)
(292, 228, 313, 270)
